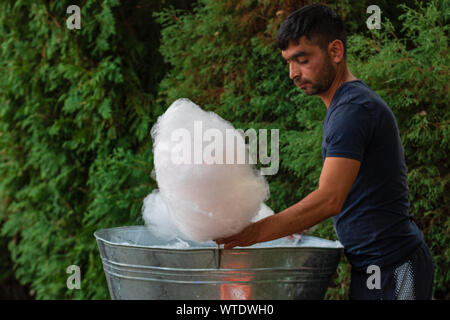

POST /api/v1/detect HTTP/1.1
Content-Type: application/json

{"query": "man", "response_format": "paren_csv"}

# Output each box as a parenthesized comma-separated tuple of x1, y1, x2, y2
(215, 4, 434, 300)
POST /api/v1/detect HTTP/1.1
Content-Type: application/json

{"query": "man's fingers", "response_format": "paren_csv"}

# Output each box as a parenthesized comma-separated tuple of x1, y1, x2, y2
(224, 241, 240, 249)
(214, 233, 241, 244)
(214, 227, 250, 247)
(214, 237, 230, 244)
(214, 236, 240, 249)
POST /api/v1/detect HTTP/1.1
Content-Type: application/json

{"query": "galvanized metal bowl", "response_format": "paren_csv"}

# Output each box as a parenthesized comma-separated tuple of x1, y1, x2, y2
(94, 226, 343, 300)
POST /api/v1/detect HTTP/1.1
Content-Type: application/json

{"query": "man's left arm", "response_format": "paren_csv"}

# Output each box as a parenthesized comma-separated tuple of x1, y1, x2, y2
(215, 157, 360, 249)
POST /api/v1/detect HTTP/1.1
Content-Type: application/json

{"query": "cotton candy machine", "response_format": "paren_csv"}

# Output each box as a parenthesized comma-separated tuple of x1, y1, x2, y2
(94, 226, 343, 300)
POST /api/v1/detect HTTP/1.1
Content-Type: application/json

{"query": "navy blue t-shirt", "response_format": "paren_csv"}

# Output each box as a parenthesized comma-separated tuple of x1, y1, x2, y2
(322, 79, 423, 270)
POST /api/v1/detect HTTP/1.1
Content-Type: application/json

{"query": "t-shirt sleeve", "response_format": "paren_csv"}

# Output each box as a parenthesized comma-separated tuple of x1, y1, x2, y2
(324, 103, 374, 162)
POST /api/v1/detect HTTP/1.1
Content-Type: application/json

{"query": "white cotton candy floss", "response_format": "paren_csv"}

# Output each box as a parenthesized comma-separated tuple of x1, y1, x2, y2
(143, 98, 271, 242)
(142, 189, 187, 241)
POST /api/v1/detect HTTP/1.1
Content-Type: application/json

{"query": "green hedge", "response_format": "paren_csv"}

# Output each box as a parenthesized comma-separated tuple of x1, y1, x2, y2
(0, 0, 448, 299)
(0, 0, 192, 299)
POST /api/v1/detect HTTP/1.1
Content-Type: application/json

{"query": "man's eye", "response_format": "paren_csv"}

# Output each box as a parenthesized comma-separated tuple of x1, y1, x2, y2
(299, 60, 308, 64)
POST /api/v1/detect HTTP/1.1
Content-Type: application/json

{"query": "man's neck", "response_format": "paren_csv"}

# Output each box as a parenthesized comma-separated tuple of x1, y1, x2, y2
(319, 66, 357, 109)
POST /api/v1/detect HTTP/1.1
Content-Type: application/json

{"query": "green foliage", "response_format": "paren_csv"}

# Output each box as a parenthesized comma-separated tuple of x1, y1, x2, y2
(0, 0, 448, 300)
(0, 0, 186, 299)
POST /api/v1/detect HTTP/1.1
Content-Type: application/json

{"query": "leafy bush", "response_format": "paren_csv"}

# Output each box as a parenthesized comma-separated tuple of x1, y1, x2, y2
(0, 0, 192, 299)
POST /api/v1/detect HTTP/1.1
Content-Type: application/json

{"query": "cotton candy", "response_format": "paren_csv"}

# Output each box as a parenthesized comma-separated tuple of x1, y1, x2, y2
(144, 98, 270, 242)
(142, 189, 187, 241)
(142, 189, 274, 242)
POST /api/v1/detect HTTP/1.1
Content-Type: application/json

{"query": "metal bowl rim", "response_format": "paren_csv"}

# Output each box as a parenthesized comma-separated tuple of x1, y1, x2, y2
(94, 226, 343, 251)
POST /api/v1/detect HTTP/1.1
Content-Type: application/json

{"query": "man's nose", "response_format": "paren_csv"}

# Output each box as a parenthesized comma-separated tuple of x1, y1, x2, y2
(289, 62, 300, 80)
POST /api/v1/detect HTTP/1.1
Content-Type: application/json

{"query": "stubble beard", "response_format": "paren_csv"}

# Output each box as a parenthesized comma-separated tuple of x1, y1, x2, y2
(297, 54, 336, 96)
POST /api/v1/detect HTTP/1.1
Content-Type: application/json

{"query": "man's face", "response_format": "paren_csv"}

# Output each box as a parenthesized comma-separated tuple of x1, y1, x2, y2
(281, 36, 336, 96)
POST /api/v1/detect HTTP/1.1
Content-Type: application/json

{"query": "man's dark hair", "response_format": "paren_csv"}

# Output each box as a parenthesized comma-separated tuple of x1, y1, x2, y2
(276, 4, 347, 59)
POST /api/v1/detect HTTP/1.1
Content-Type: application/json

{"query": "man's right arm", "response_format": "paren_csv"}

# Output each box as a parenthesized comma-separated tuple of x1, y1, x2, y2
(216, 156, 360, 249)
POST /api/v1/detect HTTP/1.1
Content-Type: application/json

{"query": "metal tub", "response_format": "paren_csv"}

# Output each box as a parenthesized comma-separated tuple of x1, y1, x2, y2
(94, 226, 342, 300)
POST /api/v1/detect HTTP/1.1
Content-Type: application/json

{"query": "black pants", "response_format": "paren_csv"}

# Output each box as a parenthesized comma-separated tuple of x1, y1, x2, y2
(349, 241, 434, 300)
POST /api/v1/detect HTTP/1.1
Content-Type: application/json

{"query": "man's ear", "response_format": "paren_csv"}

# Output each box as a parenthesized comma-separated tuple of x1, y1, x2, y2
(328, 39, 345, 63)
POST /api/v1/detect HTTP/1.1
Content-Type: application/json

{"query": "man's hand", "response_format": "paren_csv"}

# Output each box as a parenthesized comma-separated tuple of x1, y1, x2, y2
(214, 219, 267, 249)
(214, 222, 261, 249)
(214, 218, 308, 249)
